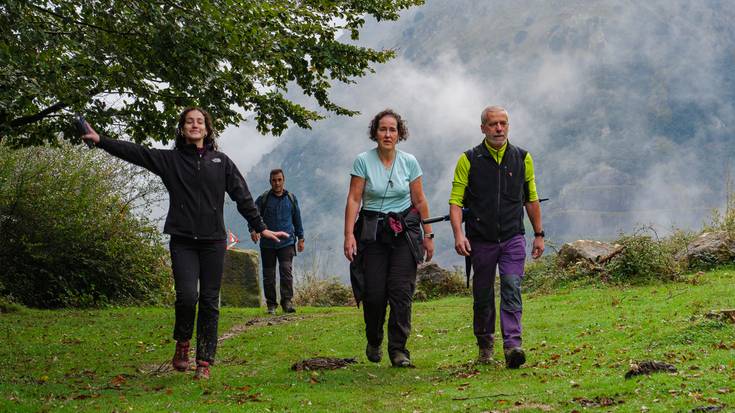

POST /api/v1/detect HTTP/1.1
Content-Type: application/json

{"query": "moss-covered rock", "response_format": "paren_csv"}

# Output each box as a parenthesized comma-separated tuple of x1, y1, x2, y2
(221, 248, 261, 307)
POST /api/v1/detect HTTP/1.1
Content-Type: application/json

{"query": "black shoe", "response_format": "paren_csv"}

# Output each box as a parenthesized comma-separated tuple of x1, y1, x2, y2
(282, 300, 296, 313)
(365, 344, 382, 363)
(390, 352, 411, 368)
(504, 347, 526, 369)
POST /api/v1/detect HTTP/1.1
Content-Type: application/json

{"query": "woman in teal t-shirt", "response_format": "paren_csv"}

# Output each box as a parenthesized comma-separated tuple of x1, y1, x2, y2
(344, 109, 434, 367)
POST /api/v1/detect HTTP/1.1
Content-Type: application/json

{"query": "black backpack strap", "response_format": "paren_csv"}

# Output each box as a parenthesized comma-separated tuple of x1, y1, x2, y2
(257, 189, 270, 213)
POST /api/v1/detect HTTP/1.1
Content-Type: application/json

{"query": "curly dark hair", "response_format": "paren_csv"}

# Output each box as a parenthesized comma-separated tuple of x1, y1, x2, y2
(175, 107, 218, 150)
(368, 109, 409, 142)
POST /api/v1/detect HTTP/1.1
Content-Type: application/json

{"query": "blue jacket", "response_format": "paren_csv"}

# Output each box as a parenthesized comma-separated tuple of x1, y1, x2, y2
(250, 190, 304, 249)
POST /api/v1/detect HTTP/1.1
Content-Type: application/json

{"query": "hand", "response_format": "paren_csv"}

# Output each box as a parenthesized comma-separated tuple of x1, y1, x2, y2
(297, 238, 305, 252)
(344, 233, 357, 262)
(532, 236, 545, 259)
(81, 121, 100, 144)
(260, 229, 288, 242)
(454, 233, 471, 256)
(422, 237, 434, 262)
(250, 231, 260, 243)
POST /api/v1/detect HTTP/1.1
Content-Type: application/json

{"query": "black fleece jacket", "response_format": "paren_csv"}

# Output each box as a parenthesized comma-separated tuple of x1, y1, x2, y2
(97, 137, 266, 240)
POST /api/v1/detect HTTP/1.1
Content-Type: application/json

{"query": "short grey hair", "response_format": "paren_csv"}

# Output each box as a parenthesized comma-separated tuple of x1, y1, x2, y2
(480, 106, 509, 124)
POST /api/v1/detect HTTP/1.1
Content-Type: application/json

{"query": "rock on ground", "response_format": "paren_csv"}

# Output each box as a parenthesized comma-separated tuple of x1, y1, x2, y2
(557, 240, 623, 267)
(221, 248, 261, 307)
(675, 231, 735, 268)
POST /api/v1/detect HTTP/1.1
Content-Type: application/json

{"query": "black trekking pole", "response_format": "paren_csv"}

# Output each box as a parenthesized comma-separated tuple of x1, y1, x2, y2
(422, 199, 548, 225)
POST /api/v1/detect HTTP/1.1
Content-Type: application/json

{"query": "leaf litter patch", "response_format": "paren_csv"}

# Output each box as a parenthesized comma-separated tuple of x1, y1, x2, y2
(625, 360, 677, 379)
(291, 357, 357, 371)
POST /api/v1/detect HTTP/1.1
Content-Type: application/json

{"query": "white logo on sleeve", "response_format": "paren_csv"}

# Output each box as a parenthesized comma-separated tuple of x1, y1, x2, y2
(212, 158, 222, 163)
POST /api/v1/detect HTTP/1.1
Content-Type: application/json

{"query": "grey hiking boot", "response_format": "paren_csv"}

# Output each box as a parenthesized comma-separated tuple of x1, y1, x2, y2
(365, 343, 382, 363)
(266, 305, 277, 315)
(478, 347, 493, 364)
(282, 300, 296, 313)
(504, 347, 526, 369)
(390, 352, 411, 368)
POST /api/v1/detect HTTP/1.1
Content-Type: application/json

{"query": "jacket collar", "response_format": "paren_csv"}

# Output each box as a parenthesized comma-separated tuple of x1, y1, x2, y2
(178, 140, 215, 155)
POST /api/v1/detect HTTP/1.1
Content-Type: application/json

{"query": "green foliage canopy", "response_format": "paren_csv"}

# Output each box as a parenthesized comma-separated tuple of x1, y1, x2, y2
(0, 142, 172, 308)
(0, 0, 424, 146)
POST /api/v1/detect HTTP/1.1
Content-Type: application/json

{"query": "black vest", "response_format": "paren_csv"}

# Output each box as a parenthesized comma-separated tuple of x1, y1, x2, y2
(464, 141, 528, 242)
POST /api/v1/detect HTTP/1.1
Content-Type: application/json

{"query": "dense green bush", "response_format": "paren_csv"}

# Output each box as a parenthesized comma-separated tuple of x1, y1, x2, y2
(0, 143, 172, 308)
(606, 230, 683, 283)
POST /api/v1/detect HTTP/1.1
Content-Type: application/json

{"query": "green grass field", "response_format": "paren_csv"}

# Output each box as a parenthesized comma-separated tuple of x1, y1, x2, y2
(1, 268, 734, 412)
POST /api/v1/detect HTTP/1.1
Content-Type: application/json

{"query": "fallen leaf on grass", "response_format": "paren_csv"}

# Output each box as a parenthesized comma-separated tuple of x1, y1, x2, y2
(228, 392, 263, 404)
(574, 396, 624, 407)
(456, 369, 480, 379)
(110, 375, 127, 387)
(223, 384, 252, 392)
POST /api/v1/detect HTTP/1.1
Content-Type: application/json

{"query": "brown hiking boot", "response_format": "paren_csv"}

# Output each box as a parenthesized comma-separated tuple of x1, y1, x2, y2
(194, 360, 210, 380)
(172, 341, 191, 372)
(504, 347, 526, 369)
(478, 347, 493, 364)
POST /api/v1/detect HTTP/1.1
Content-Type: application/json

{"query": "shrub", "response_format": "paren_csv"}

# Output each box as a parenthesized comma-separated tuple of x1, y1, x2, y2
(0, 296, 24, 314)
(0, 143, 172, 308)
(524, 254, 602, 293)
(605, 228, 683, 283)
(525, 228, 687, 292)
(414, 264, 468, 301)
(293, 272, 354, 307)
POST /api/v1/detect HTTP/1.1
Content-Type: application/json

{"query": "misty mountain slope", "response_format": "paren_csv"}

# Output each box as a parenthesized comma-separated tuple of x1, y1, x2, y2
(226, 0, 735, 275)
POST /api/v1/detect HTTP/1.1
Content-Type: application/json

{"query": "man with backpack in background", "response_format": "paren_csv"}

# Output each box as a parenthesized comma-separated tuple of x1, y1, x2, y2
(250, 169, 305, 314)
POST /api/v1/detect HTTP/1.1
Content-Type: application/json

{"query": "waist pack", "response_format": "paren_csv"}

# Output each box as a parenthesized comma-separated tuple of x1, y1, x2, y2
(350, 207, 425, 307)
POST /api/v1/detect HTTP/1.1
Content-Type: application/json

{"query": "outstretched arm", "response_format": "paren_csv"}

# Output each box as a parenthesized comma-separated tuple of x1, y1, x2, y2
(82, 122, 165, 176)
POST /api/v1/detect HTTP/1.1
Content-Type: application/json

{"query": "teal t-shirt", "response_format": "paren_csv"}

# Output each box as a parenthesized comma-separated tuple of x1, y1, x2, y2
(350, 148, 422, 213)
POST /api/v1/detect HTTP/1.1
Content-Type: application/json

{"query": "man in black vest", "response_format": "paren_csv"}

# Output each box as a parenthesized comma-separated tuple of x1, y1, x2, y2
(449, 106, 544, 368)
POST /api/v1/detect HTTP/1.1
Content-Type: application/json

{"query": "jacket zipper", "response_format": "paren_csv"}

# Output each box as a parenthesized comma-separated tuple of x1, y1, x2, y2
(496, 163, 501, 243)
(195, 157, 201, 239)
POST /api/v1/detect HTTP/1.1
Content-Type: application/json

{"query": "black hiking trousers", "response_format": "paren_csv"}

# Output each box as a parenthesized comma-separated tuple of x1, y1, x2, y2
(169, 235, 226, 363)
(361, 234, 417, 359)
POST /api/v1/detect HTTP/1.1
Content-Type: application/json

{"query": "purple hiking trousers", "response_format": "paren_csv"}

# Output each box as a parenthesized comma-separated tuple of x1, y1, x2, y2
(471, 234, 526, 349)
